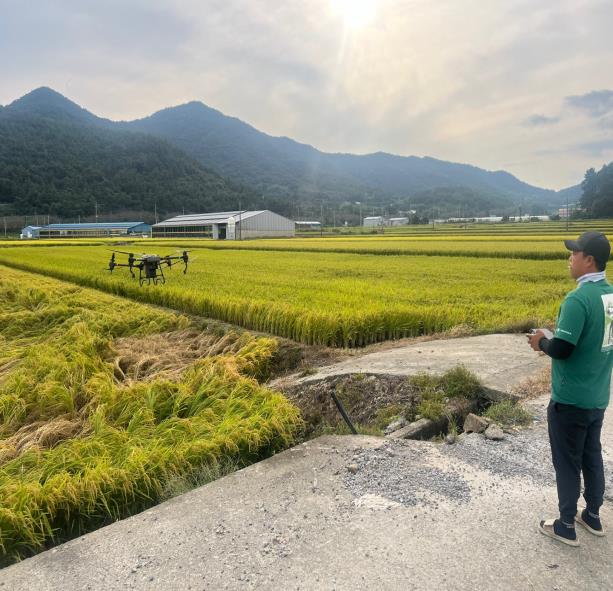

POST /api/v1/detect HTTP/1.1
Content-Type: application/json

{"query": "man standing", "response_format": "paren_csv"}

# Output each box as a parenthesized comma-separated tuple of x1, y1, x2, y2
(528, 231, 612, 546)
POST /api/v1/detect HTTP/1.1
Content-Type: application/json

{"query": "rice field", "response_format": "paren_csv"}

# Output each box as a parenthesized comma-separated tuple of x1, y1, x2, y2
(0, 245, 573, 346)
(144, 235, 589, 260)
(0, 227, 596, 561)
(317, 219, 613, 236)
(0, 267, 302, 563)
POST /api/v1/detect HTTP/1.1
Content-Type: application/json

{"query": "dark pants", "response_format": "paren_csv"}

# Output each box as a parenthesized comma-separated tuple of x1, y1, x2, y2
(547, 400, 606, 523)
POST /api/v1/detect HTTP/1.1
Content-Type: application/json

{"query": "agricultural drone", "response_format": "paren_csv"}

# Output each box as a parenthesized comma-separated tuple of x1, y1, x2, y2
(107, 250, 190, 286)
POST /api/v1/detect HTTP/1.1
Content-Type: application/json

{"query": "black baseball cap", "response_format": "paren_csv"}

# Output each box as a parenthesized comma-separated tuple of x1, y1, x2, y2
(564, 231, 611, 268)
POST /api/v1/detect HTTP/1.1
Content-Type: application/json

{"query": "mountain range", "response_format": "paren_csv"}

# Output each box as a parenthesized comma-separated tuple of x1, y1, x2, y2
(0, 87, 581, 222)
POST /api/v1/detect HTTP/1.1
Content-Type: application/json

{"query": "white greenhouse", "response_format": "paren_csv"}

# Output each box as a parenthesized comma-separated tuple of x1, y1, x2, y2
(152, 210, 295, 240)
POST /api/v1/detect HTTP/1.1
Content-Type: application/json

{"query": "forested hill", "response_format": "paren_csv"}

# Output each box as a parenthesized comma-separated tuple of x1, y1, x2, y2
(127, 100, 579, 207)
(0, 88, 255, 218)
(0, 88, 581, 219)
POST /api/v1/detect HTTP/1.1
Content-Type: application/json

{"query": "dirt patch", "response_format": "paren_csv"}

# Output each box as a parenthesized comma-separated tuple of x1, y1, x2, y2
(510, 366, 551, 400)
(279, 368, 502, 438)
(280, 374, 421, 435)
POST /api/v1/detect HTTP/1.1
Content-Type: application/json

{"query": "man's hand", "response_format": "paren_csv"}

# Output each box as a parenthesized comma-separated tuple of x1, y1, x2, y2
(527, 330, 545, 352)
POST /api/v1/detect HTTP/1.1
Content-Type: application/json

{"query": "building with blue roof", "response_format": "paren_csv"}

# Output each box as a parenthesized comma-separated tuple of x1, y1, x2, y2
(20, 225, 43, 239)
(20, 222, 151, 239)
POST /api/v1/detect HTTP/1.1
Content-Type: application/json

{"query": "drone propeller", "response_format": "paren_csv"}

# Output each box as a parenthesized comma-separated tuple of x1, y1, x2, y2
(161, 249, 192, 258)
(162, 250, 190, 274)
(108, 249, 148, 258)
(108, 249, 134, 256)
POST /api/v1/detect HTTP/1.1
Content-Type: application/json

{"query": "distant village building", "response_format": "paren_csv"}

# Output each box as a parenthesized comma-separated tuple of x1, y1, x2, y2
(508, 215, 551, 222)
(20, 225, 43, 239)
(475, 216, 504, 223)
(20, 222, 151, 239)
(441, 215, 551, 224)
(295, 221, 322, 231)
(558, 205, 582, 219)
(152, 210, 295, 240)
(447, 216, 503, 223)
(363, 216, 384, 227)
(364, 216, 410, 227)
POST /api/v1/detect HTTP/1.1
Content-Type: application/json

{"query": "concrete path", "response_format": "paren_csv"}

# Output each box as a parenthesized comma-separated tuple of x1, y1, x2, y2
(3, 394, 613, 591)
(297, 334, 549, 395)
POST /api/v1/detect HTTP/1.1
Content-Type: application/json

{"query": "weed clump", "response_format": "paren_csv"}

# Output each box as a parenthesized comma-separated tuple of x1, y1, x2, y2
(416, 389, 447, 421)
(439, 366, 482, 399)
(408, 366, 483, 421)
(373, 404, 407, 431)
(484, 400, 533, 428)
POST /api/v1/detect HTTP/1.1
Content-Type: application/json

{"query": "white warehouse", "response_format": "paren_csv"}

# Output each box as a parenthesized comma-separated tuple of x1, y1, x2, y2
(152, 210, 295, 240)
(363, 216, 384, 227)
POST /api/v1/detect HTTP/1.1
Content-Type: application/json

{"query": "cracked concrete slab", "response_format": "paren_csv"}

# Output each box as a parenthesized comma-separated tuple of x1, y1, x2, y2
(296, 334, 549, 396)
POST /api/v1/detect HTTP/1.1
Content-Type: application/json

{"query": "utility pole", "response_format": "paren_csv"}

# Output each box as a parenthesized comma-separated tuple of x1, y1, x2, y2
(355, 201, 362, 230)
(320, 201, 324, 236)
(238, 200, 242, 241)
(154, 200, 158, 224)
(95, 202, 98, 223)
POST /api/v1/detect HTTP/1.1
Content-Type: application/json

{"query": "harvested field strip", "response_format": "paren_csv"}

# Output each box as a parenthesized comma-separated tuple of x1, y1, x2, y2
(0, 248, 570, 347)
(0, 268, 302, 563)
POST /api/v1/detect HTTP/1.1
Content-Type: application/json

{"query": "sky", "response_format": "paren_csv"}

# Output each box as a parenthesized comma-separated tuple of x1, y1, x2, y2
(1, 0, 612, 190)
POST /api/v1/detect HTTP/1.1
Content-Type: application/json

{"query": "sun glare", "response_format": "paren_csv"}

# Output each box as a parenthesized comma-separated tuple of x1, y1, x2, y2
(331, 0, 378, 29)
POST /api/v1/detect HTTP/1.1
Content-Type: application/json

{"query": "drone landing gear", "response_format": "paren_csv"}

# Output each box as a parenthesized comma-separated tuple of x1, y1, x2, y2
(139, 265, 166, 286)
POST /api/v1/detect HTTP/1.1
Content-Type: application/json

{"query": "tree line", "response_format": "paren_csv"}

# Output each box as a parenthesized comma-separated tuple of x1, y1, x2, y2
(581, 163, 613, 217)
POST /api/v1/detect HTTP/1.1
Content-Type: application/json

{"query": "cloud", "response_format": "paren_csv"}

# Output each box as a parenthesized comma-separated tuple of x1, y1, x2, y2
(566, 90, 613, 118)
(600, 116, 613, 129)
(574, 138, 613, 156)
(2, 0, 613, 189)
(523, 114, 560, 127)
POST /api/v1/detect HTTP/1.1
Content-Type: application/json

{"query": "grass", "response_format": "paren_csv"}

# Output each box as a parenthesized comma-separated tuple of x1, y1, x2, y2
(373, 404, 407, 431)
(410, 366, 483, 421)
(0, 267, 302, 564)
(484, 400, 533, 428)
(416, 389, 447, 421)
(409, 366, 482, 400)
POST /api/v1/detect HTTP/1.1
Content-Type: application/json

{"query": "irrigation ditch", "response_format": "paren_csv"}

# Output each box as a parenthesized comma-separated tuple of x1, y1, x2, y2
(277, 367, 532, 442)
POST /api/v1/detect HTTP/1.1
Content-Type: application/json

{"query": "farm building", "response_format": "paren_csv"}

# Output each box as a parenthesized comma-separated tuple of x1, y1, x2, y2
(295, 221, 322, 230)
(363, 216, 409, 228)
(20, 225, 43, 239)
(152, 210, 295, 239)
(363, 216, 384, 227)
(20, 222, 151, 239)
